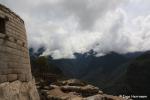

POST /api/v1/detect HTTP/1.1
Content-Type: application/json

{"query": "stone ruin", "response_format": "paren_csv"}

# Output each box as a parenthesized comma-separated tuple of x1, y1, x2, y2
(0, 4, 39, 100)
(0, 4, 32, 83)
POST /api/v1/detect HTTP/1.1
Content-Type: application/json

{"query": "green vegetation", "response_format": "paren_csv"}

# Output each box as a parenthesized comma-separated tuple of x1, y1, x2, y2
(33, 56, 62, 74)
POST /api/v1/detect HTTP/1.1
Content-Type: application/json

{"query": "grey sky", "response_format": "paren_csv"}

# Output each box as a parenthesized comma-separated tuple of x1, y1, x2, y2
(0, 0, 150, 59)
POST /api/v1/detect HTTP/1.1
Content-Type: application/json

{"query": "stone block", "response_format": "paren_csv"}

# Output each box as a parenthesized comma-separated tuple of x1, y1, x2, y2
(0, 61, 7, 69)
(0, 75, 7, 83)
(0, 69, 8, 75)
(18, 74, 26, 82)
(8, 68, 26, 74)
(0, 39, 4, 45)
(0, 45, 5, 52)
(25, 73, 32, 81)
(7, 74, 18, 82)
(0, 33, 5, 38)
(5, 41, 17, 49)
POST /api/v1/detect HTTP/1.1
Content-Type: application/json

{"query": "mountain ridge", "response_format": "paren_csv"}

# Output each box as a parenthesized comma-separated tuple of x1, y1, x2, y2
(29, 47, 149, 97)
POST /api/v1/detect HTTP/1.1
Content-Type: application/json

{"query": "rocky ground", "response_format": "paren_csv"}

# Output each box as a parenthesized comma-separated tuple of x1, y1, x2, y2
(36, 79, 129, 100)
(0, 79, 40, 100)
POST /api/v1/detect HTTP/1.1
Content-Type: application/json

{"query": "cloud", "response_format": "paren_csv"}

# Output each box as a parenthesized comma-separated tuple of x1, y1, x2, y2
(60, 0, 123, 30)
(128, 15, 150, 51)
(93, 9, 131, 54)
(1, 0, 150, 59)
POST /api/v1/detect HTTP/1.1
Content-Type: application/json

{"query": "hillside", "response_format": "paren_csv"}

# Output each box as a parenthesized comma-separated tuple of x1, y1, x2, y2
(103, 51, 150, 97)
(29, 48, 150, 99)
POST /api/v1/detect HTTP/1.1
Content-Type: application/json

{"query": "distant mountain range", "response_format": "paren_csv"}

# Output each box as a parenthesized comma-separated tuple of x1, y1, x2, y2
(29, 47, 150, 97)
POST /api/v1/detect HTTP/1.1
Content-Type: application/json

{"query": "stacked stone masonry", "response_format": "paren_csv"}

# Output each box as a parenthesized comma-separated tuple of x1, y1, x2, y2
(0, 4, 32, 83)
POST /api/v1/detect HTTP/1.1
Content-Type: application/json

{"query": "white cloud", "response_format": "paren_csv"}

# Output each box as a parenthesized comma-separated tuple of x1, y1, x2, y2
(1, 0, 150, 59)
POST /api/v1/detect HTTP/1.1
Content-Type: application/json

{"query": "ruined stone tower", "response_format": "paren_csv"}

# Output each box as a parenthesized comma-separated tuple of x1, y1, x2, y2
(0, 4, 39, 100)
(0, 4, 32, 83)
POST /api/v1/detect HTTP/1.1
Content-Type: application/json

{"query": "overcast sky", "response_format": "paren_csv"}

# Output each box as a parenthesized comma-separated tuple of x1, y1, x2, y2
(1, 0, 150, 59)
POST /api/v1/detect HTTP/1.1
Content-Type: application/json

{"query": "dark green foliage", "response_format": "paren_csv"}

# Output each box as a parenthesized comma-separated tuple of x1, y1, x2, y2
(29, 48, 64, 83)
(106, 51, 150, 97)
(31, 56, 63, 75)
(126, 52, 150, 95)
(34, 56, 49, 72)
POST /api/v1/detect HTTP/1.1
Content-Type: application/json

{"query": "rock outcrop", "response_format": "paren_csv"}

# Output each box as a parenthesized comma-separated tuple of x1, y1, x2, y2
(0, 79, 39, 100)
(37, 79, 127, 100)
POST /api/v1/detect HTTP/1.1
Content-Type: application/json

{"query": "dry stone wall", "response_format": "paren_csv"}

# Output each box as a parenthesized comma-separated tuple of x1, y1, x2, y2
(0, 4, 32, 83)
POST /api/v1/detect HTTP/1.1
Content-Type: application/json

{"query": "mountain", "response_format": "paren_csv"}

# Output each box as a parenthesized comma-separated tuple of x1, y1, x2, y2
(51, 52, 129, 78)
(29, 47, 149, 97)
(104, 51, 150, 97)
(29, 48, 65, 83)
(125, 51, 150, 95)
(123, 51, 144, 59)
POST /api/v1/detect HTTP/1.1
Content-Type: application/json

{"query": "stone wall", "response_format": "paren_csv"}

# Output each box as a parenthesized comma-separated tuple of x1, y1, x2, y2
(0, 4, 32, 83)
